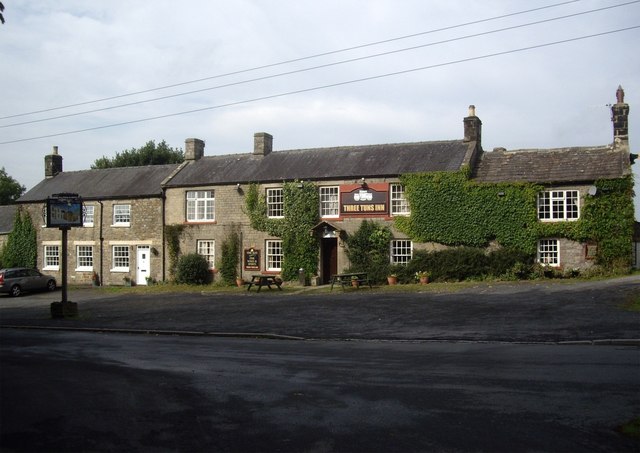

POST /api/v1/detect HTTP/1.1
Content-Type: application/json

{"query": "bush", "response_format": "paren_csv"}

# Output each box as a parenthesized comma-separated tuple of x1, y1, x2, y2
(487, 248, 534, 277)
(219, 232, 240, 284)
(175, 253, 211, 285)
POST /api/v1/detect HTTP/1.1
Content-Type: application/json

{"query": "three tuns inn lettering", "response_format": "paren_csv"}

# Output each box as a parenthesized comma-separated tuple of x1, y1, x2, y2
(340, 185, 388, 216)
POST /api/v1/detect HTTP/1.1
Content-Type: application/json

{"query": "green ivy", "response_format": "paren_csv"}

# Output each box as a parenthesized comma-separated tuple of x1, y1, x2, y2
(245, 181, 319, 280)
(344, 220, 392, 283)
(219, 230, 240, 283)
(164, 224, 184, 278)
(397, 171, 634, 268)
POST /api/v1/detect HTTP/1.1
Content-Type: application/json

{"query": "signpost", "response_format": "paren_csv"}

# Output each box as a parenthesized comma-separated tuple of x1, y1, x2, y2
(46, 193, 83, 318)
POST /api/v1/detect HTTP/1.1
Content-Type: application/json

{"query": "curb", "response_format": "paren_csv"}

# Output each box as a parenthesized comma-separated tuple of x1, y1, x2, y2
(2, 324, 639, 346)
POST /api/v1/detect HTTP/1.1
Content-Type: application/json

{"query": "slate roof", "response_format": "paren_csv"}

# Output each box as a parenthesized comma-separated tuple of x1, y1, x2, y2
(165, 140, 474, 187)
(18, 164, 181, 202)
(0, 205, 17, 234)
(472, 146, 630, 184)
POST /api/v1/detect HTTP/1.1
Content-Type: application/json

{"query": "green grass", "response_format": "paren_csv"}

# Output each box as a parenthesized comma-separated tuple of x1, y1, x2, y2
(617, 417, 640, 438)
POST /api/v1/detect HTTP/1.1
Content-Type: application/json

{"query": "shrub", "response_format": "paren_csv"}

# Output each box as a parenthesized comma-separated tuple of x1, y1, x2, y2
(219, 231, 240, 284)
(345, 221, 392, 284)
(487, 248, 534, 277)
(175, 253, 211, 285)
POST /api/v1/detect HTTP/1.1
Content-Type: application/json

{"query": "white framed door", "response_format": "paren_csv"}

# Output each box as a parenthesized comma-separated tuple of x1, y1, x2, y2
(136, 246, 151, 285)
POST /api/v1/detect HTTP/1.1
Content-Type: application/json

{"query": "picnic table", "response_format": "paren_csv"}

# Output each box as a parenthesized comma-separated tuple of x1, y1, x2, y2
(330, 272, 372, 291)
(247, 274, 283, 292)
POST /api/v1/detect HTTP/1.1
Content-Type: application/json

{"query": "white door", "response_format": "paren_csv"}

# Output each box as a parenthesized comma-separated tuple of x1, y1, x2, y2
(136, 246, 151, 285)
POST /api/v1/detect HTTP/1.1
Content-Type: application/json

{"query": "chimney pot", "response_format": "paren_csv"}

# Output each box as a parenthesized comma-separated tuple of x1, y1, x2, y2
(254, 132, 273, 156)
(611, 85, 629, 152)
(185, 138, 205, 161)
(45, 146, 63, 178)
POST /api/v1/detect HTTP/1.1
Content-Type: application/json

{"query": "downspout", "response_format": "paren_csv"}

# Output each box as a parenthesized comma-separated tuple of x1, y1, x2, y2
(162, 188, 167, 282)
(98, 200, 104, 286)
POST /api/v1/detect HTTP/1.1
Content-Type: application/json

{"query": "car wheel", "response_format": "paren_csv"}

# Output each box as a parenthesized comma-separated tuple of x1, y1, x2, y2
(10, 285, 22, 297)
(47, 280, 57, 291)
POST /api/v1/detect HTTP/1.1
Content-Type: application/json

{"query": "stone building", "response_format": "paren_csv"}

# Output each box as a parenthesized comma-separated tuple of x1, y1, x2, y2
(17, 148, 179, 285)
(15, 87, 635, 285)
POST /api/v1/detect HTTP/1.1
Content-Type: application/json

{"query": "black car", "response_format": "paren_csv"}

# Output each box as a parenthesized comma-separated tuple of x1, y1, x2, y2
(0, 268, 57, 297)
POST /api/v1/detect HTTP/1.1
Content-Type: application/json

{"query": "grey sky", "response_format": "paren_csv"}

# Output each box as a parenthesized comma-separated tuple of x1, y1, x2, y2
(1, 0, 638, 218)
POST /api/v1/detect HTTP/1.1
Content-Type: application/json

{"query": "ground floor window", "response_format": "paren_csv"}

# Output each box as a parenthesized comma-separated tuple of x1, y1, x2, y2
(197, 240, 215, 269)
(391, 239, 413, 264)
(266, 240, 283, 271)
(112, 245, 130, 271)
(43, 245, 60, 270)
(537, 239, 559, 266)
(76, 245, 93, 271)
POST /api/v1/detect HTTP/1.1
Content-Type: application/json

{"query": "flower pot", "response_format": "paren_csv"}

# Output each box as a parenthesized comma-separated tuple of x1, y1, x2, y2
(387, 276, 398, 285)
(419, 276, 429, 285)
(236, 278, 244, 287)
(351, 280, 359, 288)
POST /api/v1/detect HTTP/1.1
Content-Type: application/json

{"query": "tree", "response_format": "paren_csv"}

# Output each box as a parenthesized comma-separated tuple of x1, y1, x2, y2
(91, 140, 184, 169)
(1, 2, 5, 25)
(2, 208, 37, 268)
(0, 167, 26, 205)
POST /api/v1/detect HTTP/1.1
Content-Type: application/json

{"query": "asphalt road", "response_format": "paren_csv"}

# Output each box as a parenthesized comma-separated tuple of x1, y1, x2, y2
(1, 329, 638, 452)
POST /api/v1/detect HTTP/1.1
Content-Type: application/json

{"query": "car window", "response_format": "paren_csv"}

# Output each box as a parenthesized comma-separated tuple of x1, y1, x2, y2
(26, 269, 40, 277)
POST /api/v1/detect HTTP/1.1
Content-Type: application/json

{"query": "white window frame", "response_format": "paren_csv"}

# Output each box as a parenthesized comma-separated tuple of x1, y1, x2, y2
(267, 188, 284, 219)
(111, 245, 130, 271)
(391, 239, 413, 264)
(186, 190, 215, 222)
(83, 205, 94, 227)
(266, 240, 283, 271)
(319, 186, 340, 218)
(537, 239, 560, 267)
(197, 240, 216, 269)
(538, 190, 579, 221)
(76, 245, 93, 271)
(43, 245, 60, 270)
(113, 204, 131, 227)
(390, 184, 410, 216)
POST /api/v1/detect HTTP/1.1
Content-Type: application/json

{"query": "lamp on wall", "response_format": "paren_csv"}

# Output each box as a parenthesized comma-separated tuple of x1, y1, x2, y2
(360, 177, 367, 188)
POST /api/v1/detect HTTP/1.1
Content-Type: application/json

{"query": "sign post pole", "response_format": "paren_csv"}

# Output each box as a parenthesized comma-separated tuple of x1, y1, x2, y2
(46, 193, 83, 318)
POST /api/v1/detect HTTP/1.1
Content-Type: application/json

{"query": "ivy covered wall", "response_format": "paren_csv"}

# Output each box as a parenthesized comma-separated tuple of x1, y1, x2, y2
(245, 181, 319, 280)
(396, 169, 635, 268)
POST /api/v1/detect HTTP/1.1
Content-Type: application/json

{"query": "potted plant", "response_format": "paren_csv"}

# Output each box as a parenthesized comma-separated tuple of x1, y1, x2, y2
(351, 275, 360, 287)
(415, 271, 430, 285)
(91, 271, 100, 287)
(236, 276, 244, 287)
(387, 274, 398, 285)
(123, 275, 132, 287)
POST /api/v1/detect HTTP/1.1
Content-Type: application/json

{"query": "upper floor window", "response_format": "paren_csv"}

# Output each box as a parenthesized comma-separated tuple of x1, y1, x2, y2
(83, 205, 94, 227)
(267, 188, 284, 218)
(391, 239, 413, 264)
(537, 239, 559, 267)
(186, 190, 215, 222)
(266, 240, 283, 271)
(113, 204, 131, 226)
(390, 184, 410, 216)
(197, 240, 215, 269)
(319, 186, 339, 218)
(43, 245, 60, 270)
(538, 190, 579, 221)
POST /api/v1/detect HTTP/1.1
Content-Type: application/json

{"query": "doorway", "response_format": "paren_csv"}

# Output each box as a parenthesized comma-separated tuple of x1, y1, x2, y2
(321, 238, 337, 284)
(136, 246, 151, 285)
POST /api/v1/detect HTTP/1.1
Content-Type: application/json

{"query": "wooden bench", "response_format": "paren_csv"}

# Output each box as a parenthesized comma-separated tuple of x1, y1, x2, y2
(247, 275, 283, 292)
(330, 273, 372, 291)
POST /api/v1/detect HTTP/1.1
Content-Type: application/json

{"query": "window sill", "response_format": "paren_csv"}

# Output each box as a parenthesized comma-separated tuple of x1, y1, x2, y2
(110, 268, 130, 273)
(75, 267, 93, 272)
(43, 266, 60, 271)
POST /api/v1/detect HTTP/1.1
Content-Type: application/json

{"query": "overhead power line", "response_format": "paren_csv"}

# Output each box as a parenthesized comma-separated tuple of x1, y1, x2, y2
(0, 0, 584, 120)
(1, 25, 637, 146)
(1, 0, 637, 129)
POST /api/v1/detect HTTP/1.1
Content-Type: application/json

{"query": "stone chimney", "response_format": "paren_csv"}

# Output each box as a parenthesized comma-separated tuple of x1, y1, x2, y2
(463, 105, 482, 145)
(185, 138, 205, 161)
(254, 132, 273, 156)
(45, 145, 63, 178)
(611, 85, 629, 153)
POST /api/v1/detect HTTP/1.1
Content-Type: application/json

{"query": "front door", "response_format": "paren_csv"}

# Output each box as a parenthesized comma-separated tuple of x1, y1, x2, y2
(321, 238, 338, 284)
(136, 246, 151, 285)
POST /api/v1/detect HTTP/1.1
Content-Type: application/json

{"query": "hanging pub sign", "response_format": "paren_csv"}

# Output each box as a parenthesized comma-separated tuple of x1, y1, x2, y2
(46, 193, 84, 228)
(340, 183, 389, 216)
(244, 247, 261, 271)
